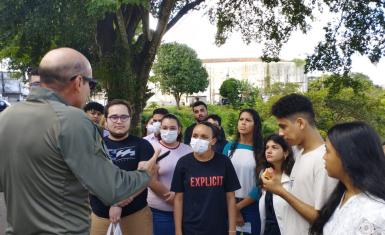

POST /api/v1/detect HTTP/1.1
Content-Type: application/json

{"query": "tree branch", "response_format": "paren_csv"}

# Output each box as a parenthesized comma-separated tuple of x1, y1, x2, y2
(141, 6, 152, 41)
(166, 0, 205, 32)
(116, 6, 130, 48)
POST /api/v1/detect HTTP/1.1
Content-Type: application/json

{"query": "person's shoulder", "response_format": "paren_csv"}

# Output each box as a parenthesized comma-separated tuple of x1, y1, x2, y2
(178, 152, 194, 162)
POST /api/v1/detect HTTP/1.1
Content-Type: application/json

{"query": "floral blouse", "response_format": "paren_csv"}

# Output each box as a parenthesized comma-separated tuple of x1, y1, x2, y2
(324, 193, 385, 235)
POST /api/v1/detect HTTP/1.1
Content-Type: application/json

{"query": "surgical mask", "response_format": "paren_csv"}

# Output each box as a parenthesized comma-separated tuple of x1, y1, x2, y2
(152, 121, 161, 134)
(160, 130, 178, 144)
(146, 124, 157, 135)
(190, 138, 210, 154)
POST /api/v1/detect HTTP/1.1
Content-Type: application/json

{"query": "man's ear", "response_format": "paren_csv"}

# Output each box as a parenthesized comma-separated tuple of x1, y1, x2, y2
(70, 75, 82, 93)
(296, 117, 307, 130)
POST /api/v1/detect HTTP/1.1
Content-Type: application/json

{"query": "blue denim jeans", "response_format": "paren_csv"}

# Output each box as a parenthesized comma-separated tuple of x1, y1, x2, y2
(236, 199, 261, 235)
(151, 207, 175, 235)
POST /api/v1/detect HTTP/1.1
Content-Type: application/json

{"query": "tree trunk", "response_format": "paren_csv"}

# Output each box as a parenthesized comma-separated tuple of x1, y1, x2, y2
(174, 93, 181, 109)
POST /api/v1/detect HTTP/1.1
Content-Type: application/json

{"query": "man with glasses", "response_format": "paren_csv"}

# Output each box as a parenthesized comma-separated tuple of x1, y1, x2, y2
(90, 99, 154, 235)
(0, 47, 158, 234)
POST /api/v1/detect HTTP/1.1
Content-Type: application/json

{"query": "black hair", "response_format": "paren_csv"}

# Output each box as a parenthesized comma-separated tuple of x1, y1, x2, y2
(310, 121, 385, 234)
(382, 141, 385, 146)
(204, 114, 222, 126)
(104, 99, 131, 117)
(158, 114, 183, 142)
(271, 93, 316, 126)
(84, 101, 104, 113)
(153, 108, 169, 116)
(229, 109, 264, 168)
(191, 101, 207, 110)
(257, 134, 294, 180)
(193, 121, 219, 140)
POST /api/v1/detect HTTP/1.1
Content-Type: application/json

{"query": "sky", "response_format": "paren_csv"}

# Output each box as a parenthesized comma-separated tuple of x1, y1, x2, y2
(159, 9, 385, 87)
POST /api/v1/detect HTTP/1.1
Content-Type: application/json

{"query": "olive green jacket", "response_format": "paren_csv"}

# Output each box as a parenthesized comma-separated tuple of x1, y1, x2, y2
(0, 87, 150, 234)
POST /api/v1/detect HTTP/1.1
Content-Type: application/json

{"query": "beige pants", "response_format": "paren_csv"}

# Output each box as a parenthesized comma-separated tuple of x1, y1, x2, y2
(90, 206, 153, 235)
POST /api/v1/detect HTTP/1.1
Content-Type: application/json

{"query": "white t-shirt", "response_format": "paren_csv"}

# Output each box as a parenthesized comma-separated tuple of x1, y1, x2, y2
(224, 143, 256, 198)
(283, 145, 338, 235)
(324, 193, 385, 234)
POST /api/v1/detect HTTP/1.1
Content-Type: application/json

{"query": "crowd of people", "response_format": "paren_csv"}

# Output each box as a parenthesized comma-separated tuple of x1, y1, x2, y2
(0, 47, 385, 235)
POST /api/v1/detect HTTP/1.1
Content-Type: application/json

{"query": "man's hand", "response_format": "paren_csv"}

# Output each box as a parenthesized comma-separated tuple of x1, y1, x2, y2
(138, 149, 161, 178)
(109, 206, 122, 224)
(164, 191, 175, 205)
(261, 170, 284, 195)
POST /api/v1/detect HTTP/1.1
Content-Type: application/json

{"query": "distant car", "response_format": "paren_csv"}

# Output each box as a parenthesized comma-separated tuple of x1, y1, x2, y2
(0, 99, 11, 112)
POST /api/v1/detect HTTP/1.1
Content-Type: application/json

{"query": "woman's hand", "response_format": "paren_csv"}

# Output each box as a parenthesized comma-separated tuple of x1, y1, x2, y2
(236, 208, 244, 226)
(109, 206, 122, 224)
(164, 191, 175, 205)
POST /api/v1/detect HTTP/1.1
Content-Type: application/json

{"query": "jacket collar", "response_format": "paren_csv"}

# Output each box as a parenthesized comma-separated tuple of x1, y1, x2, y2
(27, 87, 69, 105)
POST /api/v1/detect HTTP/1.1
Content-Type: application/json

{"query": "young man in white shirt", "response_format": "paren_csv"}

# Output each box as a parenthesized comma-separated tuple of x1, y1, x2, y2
(262, 93, 338, 235)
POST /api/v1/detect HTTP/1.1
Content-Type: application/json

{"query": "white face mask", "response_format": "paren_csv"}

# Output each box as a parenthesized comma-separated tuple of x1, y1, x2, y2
(152, 121, 161, 134)
(190, 138, 210, 154)
(160, 130, 179, 144)
(146, 124, 156, 135)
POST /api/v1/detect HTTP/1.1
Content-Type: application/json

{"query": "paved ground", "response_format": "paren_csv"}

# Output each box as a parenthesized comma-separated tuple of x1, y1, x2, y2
(0, 193, 6, 235)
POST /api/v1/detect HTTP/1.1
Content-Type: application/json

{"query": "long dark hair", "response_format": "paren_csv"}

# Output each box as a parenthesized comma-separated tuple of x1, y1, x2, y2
(310, 121, 385, 234)
(229, 109, 263, 165)
(256, 134, 294, 179)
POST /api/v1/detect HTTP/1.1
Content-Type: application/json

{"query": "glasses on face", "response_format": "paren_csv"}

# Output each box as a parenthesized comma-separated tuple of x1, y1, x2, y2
(70, 75, 97, 91)
(108, 115, 130, 123)
(30, 81, 41, 88)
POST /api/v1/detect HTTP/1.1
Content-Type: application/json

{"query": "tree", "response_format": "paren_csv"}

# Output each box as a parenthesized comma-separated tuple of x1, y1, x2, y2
(306, 73, 385, 137)
(219, 78, 240, 106)
(264, 82, 300, 97)
(210, 1, 385, 74)
(152, 42, 208, 109)
(1, 0, 385, 128)
(0, 0, 206, 129)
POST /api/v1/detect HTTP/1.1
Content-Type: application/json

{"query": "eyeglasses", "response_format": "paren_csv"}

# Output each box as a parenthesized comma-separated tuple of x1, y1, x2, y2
(30, 81, 41, 87)
(70, 75, 97, 91)
(108, 115, 130, 123)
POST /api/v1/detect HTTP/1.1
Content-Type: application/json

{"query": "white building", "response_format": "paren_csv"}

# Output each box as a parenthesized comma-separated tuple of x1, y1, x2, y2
(148, 57, 308, 106)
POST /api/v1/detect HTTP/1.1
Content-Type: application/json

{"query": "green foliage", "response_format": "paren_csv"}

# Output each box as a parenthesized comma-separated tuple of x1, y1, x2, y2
(238, 80, 262, 109)
(264, 82, 300, 97)
(306, 73, 385, 138)
(219, 78, 240, 106)
(209, 0, 385, 74)
(152, 42, 209, 108)
(143, 73, 385, 140)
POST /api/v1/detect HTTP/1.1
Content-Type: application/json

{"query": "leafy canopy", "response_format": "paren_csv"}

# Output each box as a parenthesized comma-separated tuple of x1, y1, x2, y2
(152, 42, 209, 107)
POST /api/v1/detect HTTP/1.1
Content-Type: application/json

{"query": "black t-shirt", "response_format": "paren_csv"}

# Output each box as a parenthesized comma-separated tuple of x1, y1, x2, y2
(171, 152, 241, 235)
(89, 135, 154, 218)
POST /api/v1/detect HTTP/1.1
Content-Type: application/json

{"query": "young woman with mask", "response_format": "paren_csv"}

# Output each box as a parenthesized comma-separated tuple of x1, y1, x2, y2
(147, 114, 192, 235)
(258, 134, 294, 235)
(223, 109, 263, 235)
(171, 122, 241, 235)
(310, 122, 385, 234)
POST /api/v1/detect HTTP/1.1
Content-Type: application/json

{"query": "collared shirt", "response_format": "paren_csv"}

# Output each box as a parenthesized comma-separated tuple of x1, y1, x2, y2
(0, 87, 150, 234)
